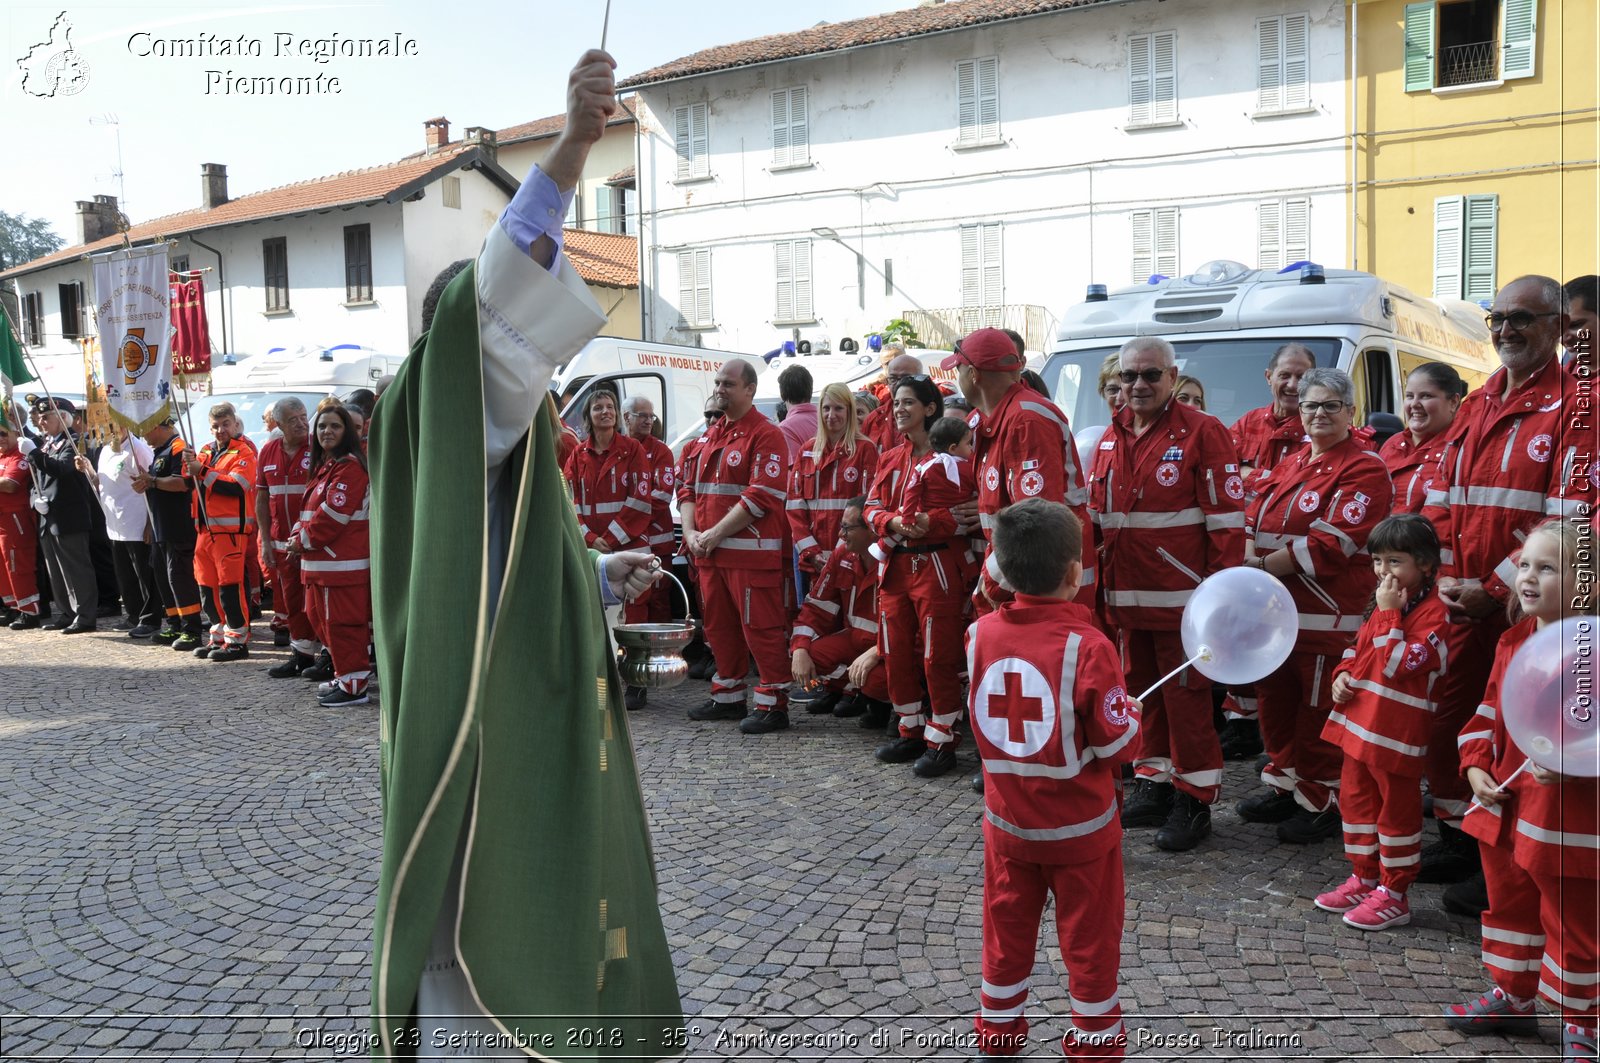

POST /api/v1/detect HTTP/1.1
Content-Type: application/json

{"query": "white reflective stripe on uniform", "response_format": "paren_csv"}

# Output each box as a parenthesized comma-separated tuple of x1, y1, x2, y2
(792, 625, 818, 641)
(1253, 531, 1304, 551)
(1086, 721, 1139, 764)
(1516, 821, 1600, 850)
(753, 484, 788, 503)
(1097, 507, 1204, 531)
(1205, 511, 1246, 531)
(1450, 484, 1547, 514)
(585, 500, 625, 514)
(647, 533, 674, 547)
(717, 537, 785, 550)
(1292, 535, 1317, 575)
(1439, 547, 1454, 566)
(798, 498, 853, 511)
(1483, 925, 1547, 947)
(984, 551, 1014, 592)
(624, 496, 651, 514)
(795, 535, 819, 553)
(981, 1001, 1026, 1021)
(1495, 556, 1519, 588)
(607, 520, 630, 543)
(301, 558, 370, 572)
(742, 498, 766, 520)
(1310, 518, 1358, 556)
(809, 598, 841, 615)
(694, 482, 746, 496)
(1080, 565, 1096, 587)
(1380, 852, 1421, 867)
(1537, 978, 1600, 1010)
(1345, 842, 1379, 855)
(1483, 950, 1541, 973)
(1135, 756, 1173, 781)
(1379, 831, 1424, 845)
(1298, 613, 1361, 632)
(1327, 711, 1427, 757)
(1155, 547, 1203, 585)
(1106, 589, 1194, 608)
(1069, 992, 1121, 1017)
(1541, 957, 1600, 985)
(1548, 495, 1588, 517)
(979, 512, 999, 530)
(320, 503, 351, 525)
(984, 801, 1117, 842)
(1347, 678, 1437, 713)
(267, 484, 305, 496)
(1173, 767, 1223, 788)
(982, 977, 1030, 999)
(847, 614, 877, 635)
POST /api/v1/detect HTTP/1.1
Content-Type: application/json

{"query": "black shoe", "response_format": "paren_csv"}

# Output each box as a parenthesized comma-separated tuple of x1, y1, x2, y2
(173, 632, 203, 652)
(194, 643, 218, 659)
(624, 686, 648, 711)
(9, 614, 41, 630)
(688, 698, 745, 721)
(301, 652, 335, 681)
(42, 617, 72, 631)
(0, 608, 16, 626)
(799, 690, 841, 715)
(1238, 788, 1299, 823)
(273, 628, 291, 647)
(1417, 820, 1482, 883)
(1154, 793, 1212, 851)
(209, 644, 249, 662)
(61, 621, 97, 634)
(1277, 806, 1341, 844)
(687, 655, 716, 681)
(913, 745, 958, 778)
(268, 651, 315, 678)
(1442, 872, 1490, 917)
(128, 624, 157, 638)
(832, 693, 865, 718)
(875, 735, 925, 764)
(1121, 779, 1175, 828)
(112, 618, 136, 631)
(970, 773, 984, 795)
(859, 699, 891, 730)
(739, 709, 790, 734)
(319, 687, 370, 708)
(1218, 718, 1265, 760)
(1254, 751, 1271, 774)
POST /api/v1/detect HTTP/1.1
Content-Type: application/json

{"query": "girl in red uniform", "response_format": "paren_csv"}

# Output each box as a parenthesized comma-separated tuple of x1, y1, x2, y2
(1314, 514, 1450, 930)
(787, 381, 878, 575)
(1379, 363, 1463, 515)
(1445, 518, 1600, 1061)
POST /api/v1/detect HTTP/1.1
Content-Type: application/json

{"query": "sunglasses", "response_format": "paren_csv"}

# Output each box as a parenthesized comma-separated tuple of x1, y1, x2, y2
(1486, 310, 1560, 332)
(1117, 368, 1168, 385)
(704, 411, 724, 421)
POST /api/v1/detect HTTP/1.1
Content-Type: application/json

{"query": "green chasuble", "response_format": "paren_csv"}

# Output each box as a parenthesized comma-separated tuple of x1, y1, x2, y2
(368, 260, 683, 1059)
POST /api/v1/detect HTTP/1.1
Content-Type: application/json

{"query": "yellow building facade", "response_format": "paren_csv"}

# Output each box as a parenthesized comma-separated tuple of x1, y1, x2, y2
(1352, 0, 1597, 300)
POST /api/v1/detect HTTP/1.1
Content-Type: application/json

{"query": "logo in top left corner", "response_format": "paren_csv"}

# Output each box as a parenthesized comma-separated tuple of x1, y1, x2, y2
(17, 12, 91, 98)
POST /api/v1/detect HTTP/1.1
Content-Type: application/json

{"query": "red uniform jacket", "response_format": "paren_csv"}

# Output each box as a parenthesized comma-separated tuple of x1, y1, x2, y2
(865, 443, 977, 590)
(974, 382, 1095, 604)
(1230, 404, 1307, 471)
(1379, 430, 1448, 515)
(1422, 357, 1589, 597)
(676, 409, 788, 570)
(256, 437, 312, 548)
(1246, 435, 1390, 656)
(1090, 399, 1245, 630)
(634, 433, 677, 556)
(787, 437, 878, 568)
(191, 437, 257, 536)
(563, 433, 652, 552)
(860, 401, 899, 454)
(1459, 618, 1600, 880)
(967, 595, 1139, 864)
(295, 455, 370, 587)
(1325, 594, 1452, 777)
(790, 544, 879, 652)
(0, 451, 32, 526)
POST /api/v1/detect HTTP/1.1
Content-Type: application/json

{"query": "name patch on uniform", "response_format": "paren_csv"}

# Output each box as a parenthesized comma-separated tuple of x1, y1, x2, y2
(1099, 439, 1116, 451)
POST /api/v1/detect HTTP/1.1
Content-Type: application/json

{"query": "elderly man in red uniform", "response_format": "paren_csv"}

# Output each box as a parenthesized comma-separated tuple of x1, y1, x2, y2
(1418, 274, 1588, 889)
(256, 397, 321, 676)
(790, 497, 889, 715)
(946, 328, 1093, 613)
(860, 349, 926, 453)
(0, 419, 41, 627)
(1091, 335, 1245, 852)
(621, 394, 678, 710)
(679, 358, 793, 734)
(186, 402, 258, 661)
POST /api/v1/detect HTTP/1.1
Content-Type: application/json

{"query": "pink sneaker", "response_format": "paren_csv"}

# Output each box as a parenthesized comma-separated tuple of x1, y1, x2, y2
(1313, 875, 1374, 913)
(1343, 885, 1411, 930)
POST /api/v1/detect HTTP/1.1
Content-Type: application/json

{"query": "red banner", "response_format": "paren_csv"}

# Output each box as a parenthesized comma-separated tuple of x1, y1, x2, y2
(168, 274, 213, 376)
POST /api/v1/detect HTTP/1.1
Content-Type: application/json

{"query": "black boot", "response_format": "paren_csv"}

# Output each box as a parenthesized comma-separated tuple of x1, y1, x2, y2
(1417, 820, 1482, 883)
(624, 686, 648, 711)
(831, 692, 865, 717)
(1218, 718, 1264, 760)
(1121, 780, 1174, 828)
(268, 650, 315, 679)
(858, 699, 891, 730)
(875, 735, 924, 763)
(1442, 872, 1489, 917)
(1154, 793, 1212, 852)
(1238, 788, 1299, 823)
(301, 650, 335, 681)
(1277, 806, 1342, 844)
(913, 744, 958, 778)
(739, 709, 790, 734)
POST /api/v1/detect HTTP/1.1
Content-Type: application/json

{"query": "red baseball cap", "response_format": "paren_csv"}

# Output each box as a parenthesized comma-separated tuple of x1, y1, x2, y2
(940, 328, 1025, 372)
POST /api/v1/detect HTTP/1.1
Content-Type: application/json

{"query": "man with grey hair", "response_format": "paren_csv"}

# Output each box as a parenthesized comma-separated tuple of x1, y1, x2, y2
(1089, 334, 1245, 853)
(255, 395, 321, 669)
(183, 401, 257, 660)
(620, 393, 676, 711)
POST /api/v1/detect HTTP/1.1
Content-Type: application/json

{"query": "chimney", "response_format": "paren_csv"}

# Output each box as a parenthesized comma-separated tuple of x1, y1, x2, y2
(201, 163, 229, 209)
(464, 126, 498, 167)
(76, 195, 120, 244)
(424, 116, 450, 154)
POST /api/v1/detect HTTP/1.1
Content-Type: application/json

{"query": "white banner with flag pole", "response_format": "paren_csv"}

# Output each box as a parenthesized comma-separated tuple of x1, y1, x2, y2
(92, 244, 173, 434)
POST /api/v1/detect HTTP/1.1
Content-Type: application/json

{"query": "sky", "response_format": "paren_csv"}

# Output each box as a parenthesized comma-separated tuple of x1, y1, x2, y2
(1, 0, 904, 246)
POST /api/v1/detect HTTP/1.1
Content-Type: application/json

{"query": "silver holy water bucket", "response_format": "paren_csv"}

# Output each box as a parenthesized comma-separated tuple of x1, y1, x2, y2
(613, 565, 698, 690)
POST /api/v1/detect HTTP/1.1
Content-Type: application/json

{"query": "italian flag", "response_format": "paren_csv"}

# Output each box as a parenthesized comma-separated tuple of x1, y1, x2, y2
(0, 305, 35, 430)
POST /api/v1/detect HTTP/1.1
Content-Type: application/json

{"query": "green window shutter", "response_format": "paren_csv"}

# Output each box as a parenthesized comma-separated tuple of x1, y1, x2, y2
(1403, 2, 1435, 92)
(1500, 0, 1537, 80)
(1463, 195, 1498, 303)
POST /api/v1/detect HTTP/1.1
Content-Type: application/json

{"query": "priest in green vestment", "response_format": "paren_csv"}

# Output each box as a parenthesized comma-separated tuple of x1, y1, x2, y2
(368, 50, 683, 1060)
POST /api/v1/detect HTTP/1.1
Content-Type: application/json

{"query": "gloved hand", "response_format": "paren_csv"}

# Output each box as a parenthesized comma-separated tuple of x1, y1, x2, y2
(601, 551, 661, 603)
(17, 437, 36, 457)
(31, 495, 49, 514)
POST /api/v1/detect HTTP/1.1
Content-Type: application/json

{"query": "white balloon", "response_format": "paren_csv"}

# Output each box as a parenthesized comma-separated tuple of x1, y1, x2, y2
(1502, 617, 1600, 777)
(1075, 425, 1108, 475)
(1180, 567, 1298, 685)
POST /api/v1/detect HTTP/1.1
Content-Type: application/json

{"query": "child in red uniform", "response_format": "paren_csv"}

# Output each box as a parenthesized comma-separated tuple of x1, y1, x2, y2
(1446, 518, 1600, 1061)
(968, 499, 1139, 1060)
(870, 416, 976, 567)
(1315, 514, 1450, 930)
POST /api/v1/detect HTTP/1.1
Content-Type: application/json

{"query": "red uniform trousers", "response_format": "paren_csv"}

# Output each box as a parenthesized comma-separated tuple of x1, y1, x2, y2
(698, 564, 790, 714)
(1338, 757, 1424, 895)
(1257, 650, 1342, 813)
(805, 628, 889, 702)
(0, 512, 41, 615)
(1537, 873, 1600, 1027)
(1479, 841, 1547, 1002)
(879, 552, 967, 748)
(194, 530, 250, 647)
(273, 556, 320, 654)
(1428, 616, 1505, 824)
(1121, 628, 1221, 803)
(305, 583, 372, 696)
(976, 844, 1126, 1059)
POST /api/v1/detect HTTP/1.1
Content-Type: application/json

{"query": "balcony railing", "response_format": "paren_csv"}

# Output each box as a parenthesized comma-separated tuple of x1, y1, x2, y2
(1439, 40, 1497, 87)
(901, 304, 1059, 354)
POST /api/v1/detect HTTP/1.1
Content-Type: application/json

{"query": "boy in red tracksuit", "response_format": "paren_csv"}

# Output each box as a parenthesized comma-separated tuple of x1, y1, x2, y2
(968, 499, 1139, 1060)
(870, 416, 976, 567)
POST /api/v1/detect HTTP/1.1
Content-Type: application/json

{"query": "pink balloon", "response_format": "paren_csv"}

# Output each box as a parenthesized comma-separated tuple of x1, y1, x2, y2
(1180, 567, 1298, 685)
(1502, 617, 1600, 778)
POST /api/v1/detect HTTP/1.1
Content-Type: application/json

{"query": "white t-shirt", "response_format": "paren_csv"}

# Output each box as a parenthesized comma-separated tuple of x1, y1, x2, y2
(94, 438, 155, 541)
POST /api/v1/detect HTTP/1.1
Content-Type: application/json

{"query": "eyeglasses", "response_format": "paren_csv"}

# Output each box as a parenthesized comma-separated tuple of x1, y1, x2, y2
(1486, 311, 1561, 332)
(1117, 368, 1167, 385)
(839, 521, 867, 533)
(1298, 400, 1349, 415)
(627, 412, 657, 421)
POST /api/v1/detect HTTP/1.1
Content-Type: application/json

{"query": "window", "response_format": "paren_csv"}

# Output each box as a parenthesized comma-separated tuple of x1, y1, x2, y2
(677, 249, 712, 328)
(344, 224, 373, 303)
(170, 255, 190, 274)
(21, 292, 43, 345)
(774, 240, 814, 324)
(959, 222, 1003, 330)
(58, 281, 86, 340)
(1258, 198, 1310, 271)
(1128, 32, 1177, 126)
(565, 188, 582, 228)
(674, 102, 710, 180)
(442, 175, 462, 209)
(771, 87, 810, 167)
(263, 237, 289, 313)
(955, 57, 1000, 147)
(1131, 208, 1179, 282)
(1433, 194, 1498, 302)
(595, 186, 631, 235)
(1405, 0, 1537, 91)
(1257, 14, 1310, 113)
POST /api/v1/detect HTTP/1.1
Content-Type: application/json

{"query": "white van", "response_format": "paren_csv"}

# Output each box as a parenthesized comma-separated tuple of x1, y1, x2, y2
(183, 344, 404, 447)
(1038, 260, 1498, 434)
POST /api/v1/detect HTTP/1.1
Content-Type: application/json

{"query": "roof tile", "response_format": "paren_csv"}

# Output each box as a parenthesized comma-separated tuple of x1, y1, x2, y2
(563, 229, 638, 289)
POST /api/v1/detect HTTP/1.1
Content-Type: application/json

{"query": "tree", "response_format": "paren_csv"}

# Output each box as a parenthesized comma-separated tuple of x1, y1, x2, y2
(0, 211, 65, 272)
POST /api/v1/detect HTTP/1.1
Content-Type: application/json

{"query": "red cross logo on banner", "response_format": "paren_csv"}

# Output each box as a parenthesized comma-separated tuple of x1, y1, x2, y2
(975, 658, 1056, 757)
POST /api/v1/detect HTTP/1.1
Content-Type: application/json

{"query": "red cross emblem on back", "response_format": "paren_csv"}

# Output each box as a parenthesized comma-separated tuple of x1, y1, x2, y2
(988, 670, 1044, 745)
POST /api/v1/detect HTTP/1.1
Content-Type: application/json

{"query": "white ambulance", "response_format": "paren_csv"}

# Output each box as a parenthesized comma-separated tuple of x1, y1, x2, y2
(1038, 260, 1498, 434)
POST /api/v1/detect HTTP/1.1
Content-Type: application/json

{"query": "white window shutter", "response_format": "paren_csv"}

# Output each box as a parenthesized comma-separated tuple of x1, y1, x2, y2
(1501, 0, 1537, 80)
(981, 223, 1003, 325)
(775, 241, 793, 321)
(794, 240, 813, 321)
(956, 59, 979, 144)
(678, 250, 697, 322)
(978, 57, 1000, 144)
(1283, 14, 1309, 109)
(1284, 197, 1310, 265)
(790, 87, 808, 164)
(1152, 32, 1177, 123)
(1257, 18, 1283, 114)
(960, 225, 982, 329)
(695, 249, 712, 325)
(566, 189, 581, 227)
(594, 186, 613, 233)
(1463, 195, 1499, 303)
(1258, 199, 1284, 271)
(674, 107, 692, 180)
(1128, 36, 1152, 126)
(771, 91, 790, 165)
(1132, 210, 1153, 282)
(1155, 208, 1179, 277)
(690, 103, 709, 178)
(1433, 197, 1464, 300)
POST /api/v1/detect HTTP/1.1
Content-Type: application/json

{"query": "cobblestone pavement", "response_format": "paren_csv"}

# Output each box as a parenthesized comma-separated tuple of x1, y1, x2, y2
(0, 624, 1562, 1061)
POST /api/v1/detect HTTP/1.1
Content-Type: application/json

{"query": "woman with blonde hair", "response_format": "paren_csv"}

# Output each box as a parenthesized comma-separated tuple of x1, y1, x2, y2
(788, 381, 879, 576)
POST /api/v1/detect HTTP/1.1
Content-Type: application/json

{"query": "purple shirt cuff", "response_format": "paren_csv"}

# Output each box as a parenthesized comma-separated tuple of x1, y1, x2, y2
(498, 166, 574, 273)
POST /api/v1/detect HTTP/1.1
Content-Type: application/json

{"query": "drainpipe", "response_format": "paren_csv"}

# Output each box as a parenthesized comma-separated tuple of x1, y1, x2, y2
(190, 235, 229, 358)
(1350, 0, 1359, 271)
